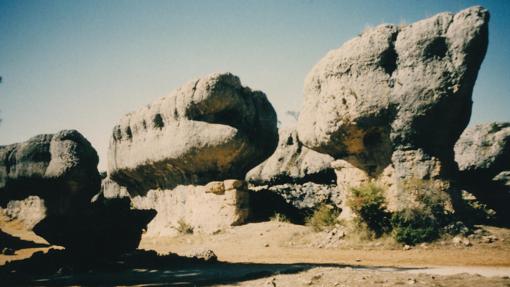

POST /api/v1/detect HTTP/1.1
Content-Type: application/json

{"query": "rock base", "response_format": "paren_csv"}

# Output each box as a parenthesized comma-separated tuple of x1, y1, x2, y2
(131, 180, 250, 236)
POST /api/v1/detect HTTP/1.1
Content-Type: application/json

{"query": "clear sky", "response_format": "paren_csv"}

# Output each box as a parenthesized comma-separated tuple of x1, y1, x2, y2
(1, 0, 509, 171)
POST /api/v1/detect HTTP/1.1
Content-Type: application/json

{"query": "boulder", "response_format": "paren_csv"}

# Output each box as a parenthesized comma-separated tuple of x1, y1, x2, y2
(454, 123, 510, 223)
(455, 122, 510, 179)
(247, 128, 338, 213)
(247, 128, 335, 185)
(0, 130, 101, 226)
(33, 197, 156, 259)
(108, 73, 278, 195)
(297, 6, 489, 216)
(130, 180, 250, 236)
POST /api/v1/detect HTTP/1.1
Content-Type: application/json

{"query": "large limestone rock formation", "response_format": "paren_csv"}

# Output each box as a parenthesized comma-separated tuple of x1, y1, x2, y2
(130, 180, 250, 236)
(454, 122, 510, 221)
(247, 128, 338, 212)
(108, 73, 278, 195)
(297, 6, 489, 216)
(0, 130, 101, 229)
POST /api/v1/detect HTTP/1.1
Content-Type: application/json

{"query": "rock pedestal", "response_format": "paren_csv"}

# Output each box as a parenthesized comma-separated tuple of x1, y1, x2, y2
(131, 180, 250, 236)
(297, 6, 489, 217)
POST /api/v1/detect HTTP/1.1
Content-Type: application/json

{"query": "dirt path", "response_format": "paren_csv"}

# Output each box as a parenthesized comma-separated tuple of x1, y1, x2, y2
(140, 222, 510, 268)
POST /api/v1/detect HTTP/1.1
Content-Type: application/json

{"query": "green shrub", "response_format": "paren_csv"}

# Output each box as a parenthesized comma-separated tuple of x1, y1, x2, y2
(270, 212, 290, 223)
(306, 204, 340, 232)
(176, 218, 194, 234)
(391, 179, 451, 244)
(391, 209, 438, 244)
(347, 183, 390, 237)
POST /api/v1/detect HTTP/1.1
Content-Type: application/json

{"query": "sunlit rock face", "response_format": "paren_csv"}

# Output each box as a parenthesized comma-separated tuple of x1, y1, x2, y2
(297, 6, 489, 215)
(0, 130, 101, 224)
(108, 72, 278, 195)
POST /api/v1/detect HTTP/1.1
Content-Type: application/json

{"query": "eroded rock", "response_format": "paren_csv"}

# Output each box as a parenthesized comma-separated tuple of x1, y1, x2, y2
(130, 180, 250, 236)
(297, 6, 489, 215)
(108, 73, 278, 195)
(0, 130, 101, 228)
(247, 128, 335, 185)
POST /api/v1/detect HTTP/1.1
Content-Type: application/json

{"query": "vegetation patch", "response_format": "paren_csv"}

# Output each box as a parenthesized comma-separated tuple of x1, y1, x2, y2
(176, 218, 194, 234)
(347, 183, 391, 238)
(306, 204, 340, 232)
(270, 212, 290, 223)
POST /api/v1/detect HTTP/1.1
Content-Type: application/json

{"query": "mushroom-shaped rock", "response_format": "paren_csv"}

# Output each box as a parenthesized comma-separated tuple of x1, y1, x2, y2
(0, 130, 101, 222)
(297, 6, 489, 217)
(108, 73, 278, 195)
(298, 6, 489, 174)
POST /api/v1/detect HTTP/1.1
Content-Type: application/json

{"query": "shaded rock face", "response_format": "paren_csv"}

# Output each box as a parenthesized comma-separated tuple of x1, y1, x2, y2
(33, 197, 156, 259)
(454, 123, 510, 223)
(0, 130, 101, 221)
(130, 180, 250, 236)
(108, 73, 278, 195)
(247, 128, 335, 185)
(297, 6, 489, 215)
(298, 6, 489, 175)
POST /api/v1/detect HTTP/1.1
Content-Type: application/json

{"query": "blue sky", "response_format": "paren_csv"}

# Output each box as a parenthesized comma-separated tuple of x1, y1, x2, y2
(1, 0, 509, 170)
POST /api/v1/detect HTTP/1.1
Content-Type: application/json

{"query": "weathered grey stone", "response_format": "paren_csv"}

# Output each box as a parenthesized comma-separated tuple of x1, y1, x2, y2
(108, 73, 278, 195)
(297, 6, 489, 216)
(255, 182, 340, 211)
(0, 130, 101, 221)
(454, 123, 510, 223)
(298, 6, 489, 174)
(247, 128, 335, 185)
(455, 122, 510, 179)
(131, 180, 250, 236)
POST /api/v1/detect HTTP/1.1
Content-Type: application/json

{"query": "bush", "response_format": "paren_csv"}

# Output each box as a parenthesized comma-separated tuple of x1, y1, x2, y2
(270, 213, 290, 223)
(347, 183, 390, 237)
(391, 179, 451, 244)
(391, 209, 439, 244)
(306, 204, 340, 232)
(176, 218, 193, 234)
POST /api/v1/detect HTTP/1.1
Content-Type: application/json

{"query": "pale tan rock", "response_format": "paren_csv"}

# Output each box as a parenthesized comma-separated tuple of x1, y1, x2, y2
(131, 179, 250, 236)
(205, 181, 225, 194)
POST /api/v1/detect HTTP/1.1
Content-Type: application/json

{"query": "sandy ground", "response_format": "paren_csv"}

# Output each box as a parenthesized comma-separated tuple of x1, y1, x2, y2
(1, 220, 510, 286)
(140, 222, 510, 268)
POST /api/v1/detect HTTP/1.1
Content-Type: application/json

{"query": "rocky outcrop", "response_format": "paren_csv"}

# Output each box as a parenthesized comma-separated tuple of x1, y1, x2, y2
(247, 128, 338, 212)
(455, 123, 510, 223)
(247, 128, 334, 185)
(455, 122, 510, 180)
(108, 73, 278, 195)
(33, 197, 156, 259)
(130, 180, 250, 236)
(297, 6, 489, 216)
(0, 130, 101, 227)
